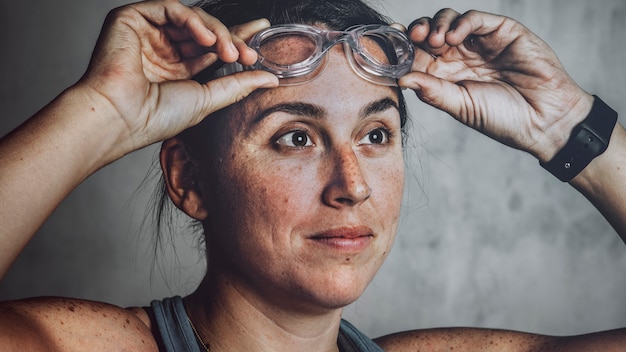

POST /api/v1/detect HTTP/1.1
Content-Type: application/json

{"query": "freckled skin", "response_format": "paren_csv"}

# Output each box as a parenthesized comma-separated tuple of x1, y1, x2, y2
(0, 297, 157, 351)
(198, 47, 405, 314)
(2, 24, 624, 352)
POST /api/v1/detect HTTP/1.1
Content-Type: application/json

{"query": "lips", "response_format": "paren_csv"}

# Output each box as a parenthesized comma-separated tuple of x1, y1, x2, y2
(308, 226, 374, 252)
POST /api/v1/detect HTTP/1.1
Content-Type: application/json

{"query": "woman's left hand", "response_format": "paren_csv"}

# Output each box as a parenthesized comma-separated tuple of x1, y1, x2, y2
(400, 8, 593, 163)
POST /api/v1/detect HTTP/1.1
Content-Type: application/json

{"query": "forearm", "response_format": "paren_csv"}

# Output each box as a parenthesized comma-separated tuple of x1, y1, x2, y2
(569, 123, 626, 242)
(376, 326, 626, 352)
(0, 85, 128, 278)
(546, 328, 626, 352)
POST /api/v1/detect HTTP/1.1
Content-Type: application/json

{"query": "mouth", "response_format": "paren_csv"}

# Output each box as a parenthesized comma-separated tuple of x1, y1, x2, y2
(308, 226, 374, 253)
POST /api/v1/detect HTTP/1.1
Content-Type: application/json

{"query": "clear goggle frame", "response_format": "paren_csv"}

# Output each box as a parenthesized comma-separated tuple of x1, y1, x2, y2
(214, 24, 415, 86)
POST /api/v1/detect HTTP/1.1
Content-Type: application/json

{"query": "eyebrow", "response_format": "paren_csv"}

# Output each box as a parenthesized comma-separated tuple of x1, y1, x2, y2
(252, 102, 326, 124)
(360, 97, 399, 117)
(251, 96, 399, 125)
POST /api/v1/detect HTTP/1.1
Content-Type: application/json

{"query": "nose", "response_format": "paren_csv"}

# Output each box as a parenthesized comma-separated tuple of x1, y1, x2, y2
(322, 146, 372, 208)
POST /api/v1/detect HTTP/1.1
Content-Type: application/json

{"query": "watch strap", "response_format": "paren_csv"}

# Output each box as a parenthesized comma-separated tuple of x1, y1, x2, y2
(540, 95, 618, 182)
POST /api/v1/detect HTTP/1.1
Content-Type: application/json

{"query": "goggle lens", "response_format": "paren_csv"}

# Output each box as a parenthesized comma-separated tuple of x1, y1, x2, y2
(258, 33, 318, 66)
(213, 24, 414, 86)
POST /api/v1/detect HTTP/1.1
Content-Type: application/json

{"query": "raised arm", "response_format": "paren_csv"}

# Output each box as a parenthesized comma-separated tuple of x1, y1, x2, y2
(399, 8, 626, 241)
(0, 0, 277, 279)
(387, 7, 626, 351)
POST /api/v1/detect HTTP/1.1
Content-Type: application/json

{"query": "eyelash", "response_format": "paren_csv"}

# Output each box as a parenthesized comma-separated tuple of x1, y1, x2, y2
(359, 127, 393, 146)
(275, 129, 314, 148)
(273, 126, 394, 150)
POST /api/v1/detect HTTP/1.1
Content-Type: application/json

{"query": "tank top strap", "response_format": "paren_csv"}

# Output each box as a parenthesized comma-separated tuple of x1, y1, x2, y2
(338, 319, 384, 352)
(150, 296, 203, 352)
(150, 296, 381, 352)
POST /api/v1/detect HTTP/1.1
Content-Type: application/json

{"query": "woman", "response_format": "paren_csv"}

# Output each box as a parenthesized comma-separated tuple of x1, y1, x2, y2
(0, 0, 625, 350)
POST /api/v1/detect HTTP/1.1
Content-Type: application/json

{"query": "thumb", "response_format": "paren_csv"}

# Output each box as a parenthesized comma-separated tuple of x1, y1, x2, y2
(398, 71, 467, 119)
(195, 70, 279, 124)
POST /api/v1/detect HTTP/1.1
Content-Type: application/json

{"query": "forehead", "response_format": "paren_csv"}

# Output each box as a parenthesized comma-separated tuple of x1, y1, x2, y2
(238, 47, 399, 123)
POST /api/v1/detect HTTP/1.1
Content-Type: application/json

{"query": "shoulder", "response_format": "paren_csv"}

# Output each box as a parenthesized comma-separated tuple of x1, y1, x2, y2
(0, 297, 158, 352)
(373, 327, 551, 352)
(373, 326, 626, 352)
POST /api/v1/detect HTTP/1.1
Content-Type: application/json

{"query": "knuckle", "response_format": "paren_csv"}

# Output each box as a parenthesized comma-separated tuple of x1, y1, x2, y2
(191, 6, 205, 15)
(436, 8, 458, 17)
(105, 5, 131, 22)
(105, 4, 144, 28)
(463, 9, 481, 17)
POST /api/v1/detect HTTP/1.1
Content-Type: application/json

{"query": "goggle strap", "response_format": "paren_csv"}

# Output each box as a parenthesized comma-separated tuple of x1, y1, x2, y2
(213, 62, 244, 79)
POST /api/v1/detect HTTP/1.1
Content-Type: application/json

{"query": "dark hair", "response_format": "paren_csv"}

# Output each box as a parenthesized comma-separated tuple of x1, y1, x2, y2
(195, 0, 390, 28)
(150, 0, 411, 262)
(189, 0, 409, 137)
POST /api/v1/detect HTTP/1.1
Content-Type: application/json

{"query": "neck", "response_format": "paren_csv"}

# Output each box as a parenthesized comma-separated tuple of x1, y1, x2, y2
(184, 273, 343, 352)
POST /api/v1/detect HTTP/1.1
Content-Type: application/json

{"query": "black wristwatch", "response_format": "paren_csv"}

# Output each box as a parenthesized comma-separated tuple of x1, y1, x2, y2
(540, 95, 618, 182)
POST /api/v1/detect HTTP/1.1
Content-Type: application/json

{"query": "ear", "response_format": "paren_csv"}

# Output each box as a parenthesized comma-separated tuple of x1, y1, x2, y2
(160, 138, 208, 221)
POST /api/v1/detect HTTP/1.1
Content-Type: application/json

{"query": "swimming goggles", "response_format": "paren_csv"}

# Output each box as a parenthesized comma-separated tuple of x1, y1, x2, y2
(214, 24, 415, 86)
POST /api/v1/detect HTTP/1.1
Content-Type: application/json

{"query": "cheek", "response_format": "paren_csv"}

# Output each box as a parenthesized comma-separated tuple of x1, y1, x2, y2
(255, 162, 323, 228)
(367, 152, 405, 242)
(216, 154, 320, 238)
(369, 151, 405, 201)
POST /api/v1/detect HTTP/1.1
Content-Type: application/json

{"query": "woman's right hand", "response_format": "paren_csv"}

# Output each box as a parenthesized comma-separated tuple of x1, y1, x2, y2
(79, 0, 278, 155)
(0, 0, 278, 278)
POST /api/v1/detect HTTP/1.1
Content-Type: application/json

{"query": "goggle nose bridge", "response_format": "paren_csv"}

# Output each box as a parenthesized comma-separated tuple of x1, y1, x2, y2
(320, 31, 355, 54)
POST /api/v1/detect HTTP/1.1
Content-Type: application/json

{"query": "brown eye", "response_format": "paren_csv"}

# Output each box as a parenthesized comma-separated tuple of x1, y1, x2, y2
(359, 128, 389, 145)
(276, 131, 313, 147)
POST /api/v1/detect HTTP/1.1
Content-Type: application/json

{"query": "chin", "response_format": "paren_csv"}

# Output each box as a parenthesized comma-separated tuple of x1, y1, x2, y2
(290, 267, 378, 312)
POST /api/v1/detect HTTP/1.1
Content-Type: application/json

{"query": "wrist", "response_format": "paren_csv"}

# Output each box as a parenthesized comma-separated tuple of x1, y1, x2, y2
(535, 93, 595, 164)
(571, 123, 626, 184)
(48, 84, 133, 173)
(540, 95, 618, 182)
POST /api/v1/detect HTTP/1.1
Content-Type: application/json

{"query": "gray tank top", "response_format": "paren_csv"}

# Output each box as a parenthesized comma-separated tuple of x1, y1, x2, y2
(150, 296, 383, 352)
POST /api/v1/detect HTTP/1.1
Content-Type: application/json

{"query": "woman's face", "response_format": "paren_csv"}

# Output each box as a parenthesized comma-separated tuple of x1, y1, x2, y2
(201, 47, 405, 313)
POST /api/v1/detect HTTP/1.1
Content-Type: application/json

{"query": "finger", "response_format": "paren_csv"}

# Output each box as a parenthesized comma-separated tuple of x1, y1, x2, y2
(427, 8, 461, 51)
(231, 18, 271, 42)
(404, 19, 437, 72)
(229, 19, 272, 66)
(163, 24, 195, 42)
(407, 17, 442, 62)
(189, 7, 240, 62)
(195, 71, 279, 123)
(230, 36, 258, 66)
(131, 1, 217, 47)
(128, 0, 240, 63)
(445, 10, 509, 47)
(176, 39, 212, 59)
(407, 17, 431, 44)
(410, 47, 436, 73)
(398, 71, 467, 119)
(183, 51, 220, 77)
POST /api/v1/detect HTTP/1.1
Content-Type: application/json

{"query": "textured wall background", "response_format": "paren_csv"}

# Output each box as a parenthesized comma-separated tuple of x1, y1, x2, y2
(1, 0, 625, 339)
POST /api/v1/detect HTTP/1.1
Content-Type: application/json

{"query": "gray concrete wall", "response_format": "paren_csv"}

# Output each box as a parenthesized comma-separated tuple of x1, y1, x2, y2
(1, 0, 625, 339)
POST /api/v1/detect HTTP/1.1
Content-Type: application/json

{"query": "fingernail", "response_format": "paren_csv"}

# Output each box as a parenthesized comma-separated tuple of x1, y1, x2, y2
(407, 19, 423, 32)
